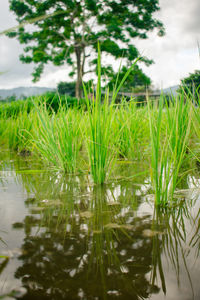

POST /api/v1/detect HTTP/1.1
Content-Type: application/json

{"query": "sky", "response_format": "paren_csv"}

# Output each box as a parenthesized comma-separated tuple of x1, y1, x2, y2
(0, 0, 199, 90)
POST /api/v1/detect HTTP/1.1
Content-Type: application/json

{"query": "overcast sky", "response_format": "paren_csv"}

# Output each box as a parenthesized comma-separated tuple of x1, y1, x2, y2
(0, 0, 199, 89)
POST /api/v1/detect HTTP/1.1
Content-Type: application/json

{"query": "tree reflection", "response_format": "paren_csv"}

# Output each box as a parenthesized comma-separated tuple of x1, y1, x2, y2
(7, 154, 200, 300)
(150, 193, 200, 299)
(13, 180, 160, 300)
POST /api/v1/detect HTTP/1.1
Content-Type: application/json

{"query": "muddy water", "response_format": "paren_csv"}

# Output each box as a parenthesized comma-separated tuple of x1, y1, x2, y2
(0, 149, 199, 300)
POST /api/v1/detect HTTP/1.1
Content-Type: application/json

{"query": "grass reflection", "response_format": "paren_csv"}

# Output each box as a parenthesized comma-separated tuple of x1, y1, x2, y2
(0, 152, 199, 299)
(150, 193, 200, 299)
(12, 169, 159, 299)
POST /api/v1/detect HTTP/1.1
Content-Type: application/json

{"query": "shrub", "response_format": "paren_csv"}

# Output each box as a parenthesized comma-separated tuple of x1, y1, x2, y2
(57, 82, 76, 97)
(178, 70, 200, 102)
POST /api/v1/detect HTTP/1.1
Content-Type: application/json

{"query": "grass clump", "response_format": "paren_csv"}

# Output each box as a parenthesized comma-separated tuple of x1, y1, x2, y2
(0, 99, 33, 119)
(113, 100, 149, 159)
(33, 104, 82, 173)
(7, 110, 38, 152)
(83, 45, 139, 184)
(0, 48, 198, 207)
(148, 94, 191, 205)
(83, 61, 115, 183)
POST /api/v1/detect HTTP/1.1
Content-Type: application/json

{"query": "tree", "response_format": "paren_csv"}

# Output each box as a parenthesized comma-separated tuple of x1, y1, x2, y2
(106, 65, 151, 91)
(57, 81, 76, 96)
(179, 70, 200, 101)
(8, 0, 164, 98)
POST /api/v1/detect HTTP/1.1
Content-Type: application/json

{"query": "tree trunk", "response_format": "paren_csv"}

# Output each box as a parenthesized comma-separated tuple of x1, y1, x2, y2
(75, 47, 83, 99)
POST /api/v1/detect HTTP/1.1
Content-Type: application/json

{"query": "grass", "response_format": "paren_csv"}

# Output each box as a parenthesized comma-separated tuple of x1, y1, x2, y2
(113, 100, 149, 159)
(83, 44, 139, 184)
(0, 90, 196, 205)
(0, 92, 86, 118)
(151, 199, 197, 295)
(0, 59, 199, 205)
(148, 93, 191, 205)
(0, 98, 33, 119)
(5, 110, 38, 152)
(83, 45, 115, 184)
(32, 103, 82, 173)
(83, 71, 116, 183)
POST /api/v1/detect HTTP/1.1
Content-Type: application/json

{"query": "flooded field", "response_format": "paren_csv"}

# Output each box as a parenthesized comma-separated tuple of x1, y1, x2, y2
(0, 149, 200, 300)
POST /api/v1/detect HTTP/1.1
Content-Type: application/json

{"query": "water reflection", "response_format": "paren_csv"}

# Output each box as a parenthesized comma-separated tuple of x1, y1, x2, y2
(13, 179, 159, 299)
(0, 152, 200, 299)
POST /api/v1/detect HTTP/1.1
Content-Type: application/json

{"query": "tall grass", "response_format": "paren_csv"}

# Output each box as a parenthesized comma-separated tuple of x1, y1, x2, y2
(151, 199, 197, 296)
(33, 104, 82, 173)
(113, 100, 149, 159)
(83, 46, 115, 184)
(0, 54, 198, 207)
(0, 119, 7, 144)
(83, 44, 139, 184)
(0, 92, 86, 119)
(7, 110, 38, 152)
(83, 88, 115, 183)
(148, 93, 191, 205)
(191, 87, 200, 154)
(0, 99, 33, 119)
(0, 90, 196, 206)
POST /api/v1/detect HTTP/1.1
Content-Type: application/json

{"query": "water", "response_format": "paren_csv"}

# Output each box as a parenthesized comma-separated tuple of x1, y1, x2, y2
(0, 149, 199, 300)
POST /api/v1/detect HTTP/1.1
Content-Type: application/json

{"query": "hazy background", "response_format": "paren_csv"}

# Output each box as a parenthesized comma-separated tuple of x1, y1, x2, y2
(0, 0, 199, 89)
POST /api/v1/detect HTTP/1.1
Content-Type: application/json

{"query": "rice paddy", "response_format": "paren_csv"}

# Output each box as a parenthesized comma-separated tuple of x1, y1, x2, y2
(0, 148, 199, 300)
(0, 51, 200, 207)
(0, 85, 199, 205)
(0, 80, 200, 299)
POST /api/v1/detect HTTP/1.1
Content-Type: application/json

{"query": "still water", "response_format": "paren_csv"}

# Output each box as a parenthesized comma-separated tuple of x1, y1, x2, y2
(0, 149, 199, 300)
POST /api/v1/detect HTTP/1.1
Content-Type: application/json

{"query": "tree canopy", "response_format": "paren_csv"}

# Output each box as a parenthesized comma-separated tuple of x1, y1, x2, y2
(57, 81, 76, 97)
(8, 0, 164, 98)
(179, 70, 200, 101)
(106, 65, 151, 91)
(181, 70, 200, 87)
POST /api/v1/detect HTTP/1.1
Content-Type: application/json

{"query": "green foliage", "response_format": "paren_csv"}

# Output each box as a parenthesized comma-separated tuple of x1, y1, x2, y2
(83, 44, 140, 184)
(106, 65, 151, 91)
(0, 95, 17, 103)
(148, 95, 191, 205)
(7, 110, 38, 152)
(33, 105, 82, 173)
(179, 70, 200, 101)
(191, 85, 200, 151)
(0, 91, 195, 204)
(38, 92, 87, 112)
(0, 49, 197, 205)
(8, 0, 164, 97)
(83, 49, 116, 184)
(57, 82, 76, 97)
(0, 98, 33, 119)
(0, 93, 86, 118)
(112, 101, 149, 159)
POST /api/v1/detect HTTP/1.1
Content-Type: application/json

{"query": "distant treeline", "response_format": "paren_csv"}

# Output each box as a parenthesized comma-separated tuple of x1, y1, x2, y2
(0, 92, 87, 118)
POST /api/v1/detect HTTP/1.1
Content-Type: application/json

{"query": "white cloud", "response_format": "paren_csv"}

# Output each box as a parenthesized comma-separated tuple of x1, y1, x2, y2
(0, 0, 200, 89)
(135, 0, 200, 88)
